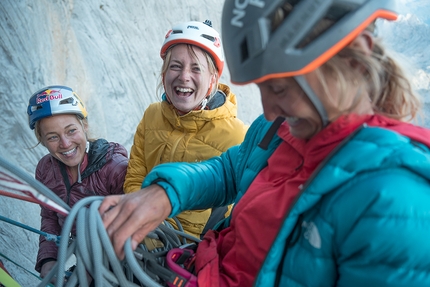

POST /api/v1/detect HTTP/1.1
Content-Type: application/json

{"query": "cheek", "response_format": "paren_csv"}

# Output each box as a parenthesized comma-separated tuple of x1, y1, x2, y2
(163, 71, 176, 85)
(44, 142, 57, 153)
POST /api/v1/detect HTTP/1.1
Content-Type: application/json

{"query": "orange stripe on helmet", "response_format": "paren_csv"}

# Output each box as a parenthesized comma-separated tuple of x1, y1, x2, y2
(235, 10, 398, 86)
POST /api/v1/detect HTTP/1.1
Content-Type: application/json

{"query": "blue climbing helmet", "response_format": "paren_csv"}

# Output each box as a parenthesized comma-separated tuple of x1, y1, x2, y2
(27, 85, 88, 130)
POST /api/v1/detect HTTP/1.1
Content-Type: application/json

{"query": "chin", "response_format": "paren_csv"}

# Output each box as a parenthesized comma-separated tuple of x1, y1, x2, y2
(290, 129, 313, 140)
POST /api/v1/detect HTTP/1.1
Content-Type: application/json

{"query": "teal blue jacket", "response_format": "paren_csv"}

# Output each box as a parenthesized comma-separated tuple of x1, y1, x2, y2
(143, 114, 430, 286)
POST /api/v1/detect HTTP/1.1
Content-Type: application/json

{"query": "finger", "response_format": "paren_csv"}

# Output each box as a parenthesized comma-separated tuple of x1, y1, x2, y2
(101, 203, 121, 229)
(110, 211, 152, 258)
(99, 195, 120, 216)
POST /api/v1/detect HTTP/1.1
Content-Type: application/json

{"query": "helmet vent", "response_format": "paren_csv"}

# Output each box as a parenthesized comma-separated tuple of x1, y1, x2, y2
(297, 4, 355, 49)
(171, 29, 183, 34)
(32, 105, 42, 112)
(201, 34, 215, 42)
(270, 1, 298, 33)
(60, 97, 75, 105)
(240, 38, 249, 63)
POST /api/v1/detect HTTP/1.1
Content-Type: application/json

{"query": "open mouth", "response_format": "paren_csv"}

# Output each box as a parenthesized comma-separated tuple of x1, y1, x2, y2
(62, 147, 77, 157)
(175, 87, 194, 97)
(285, 116, 300, 126)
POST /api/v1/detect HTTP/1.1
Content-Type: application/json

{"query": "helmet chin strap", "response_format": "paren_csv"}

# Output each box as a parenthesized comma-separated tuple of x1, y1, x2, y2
(294, 75, 329, 127)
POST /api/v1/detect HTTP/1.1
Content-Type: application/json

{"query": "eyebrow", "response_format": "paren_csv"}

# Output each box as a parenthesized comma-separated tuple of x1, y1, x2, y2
(44, 124, 78, 136)
(171, 58, 202, 67)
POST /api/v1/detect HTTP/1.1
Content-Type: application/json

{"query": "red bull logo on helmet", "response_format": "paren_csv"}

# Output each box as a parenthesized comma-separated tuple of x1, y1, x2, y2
(36, 89, 63, 104)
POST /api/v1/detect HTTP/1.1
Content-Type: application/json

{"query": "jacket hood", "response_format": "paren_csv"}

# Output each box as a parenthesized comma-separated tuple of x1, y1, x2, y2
(81, 139, 128, 179)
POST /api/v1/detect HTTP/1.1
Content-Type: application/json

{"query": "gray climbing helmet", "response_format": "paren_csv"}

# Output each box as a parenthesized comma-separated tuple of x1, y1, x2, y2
(221, 0, 398, 126)
(221, 0, 398, 84)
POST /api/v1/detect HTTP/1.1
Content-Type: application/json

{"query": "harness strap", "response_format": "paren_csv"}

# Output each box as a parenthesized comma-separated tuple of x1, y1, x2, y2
(59, 162, 72, 205)
(258, 116, 285, 150)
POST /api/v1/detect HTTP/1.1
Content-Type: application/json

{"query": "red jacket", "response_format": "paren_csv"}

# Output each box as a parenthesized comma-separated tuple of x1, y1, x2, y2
(34, 139, 128, 272)
(195, 114, 430, 286)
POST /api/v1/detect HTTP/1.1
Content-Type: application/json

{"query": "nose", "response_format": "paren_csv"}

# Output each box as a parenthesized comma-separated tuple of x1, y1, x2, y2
(260, 92, 281, 121)
(178, 67, 191, 82)
(59, 136, 72, 149)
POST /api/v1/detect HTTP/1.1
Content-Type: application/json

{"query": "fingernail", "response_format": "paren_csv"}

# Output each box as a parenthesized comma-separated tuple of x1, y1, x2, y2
(131, 239, 138, 250)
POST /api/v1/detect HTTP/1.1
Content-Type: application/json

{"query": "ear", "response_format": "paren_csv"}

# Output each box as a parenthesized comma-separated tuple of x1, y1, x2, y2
(349, 30, 374, 55)
(211, 74, 217, 85)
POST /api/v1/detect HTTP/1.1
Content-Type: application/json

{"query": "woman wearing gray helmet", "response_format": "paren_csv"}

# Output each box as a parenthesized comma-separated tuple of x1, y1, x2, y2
(27, 85, 128, 281)
(100, 1, 430, 286)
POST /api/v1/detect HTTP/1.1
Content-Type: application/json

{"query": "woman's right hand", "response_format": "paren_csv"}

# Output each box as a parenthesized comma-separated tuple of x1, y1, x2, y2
(40, 260, 57, 283)
(99, 184, 172, 259)
(40, 260, 56, 278)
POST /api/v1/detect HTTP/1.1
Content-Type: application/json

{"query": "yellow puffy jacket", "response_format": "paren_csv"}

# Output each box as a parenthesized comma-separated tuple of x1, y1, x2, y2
(124, 83, 248, 238)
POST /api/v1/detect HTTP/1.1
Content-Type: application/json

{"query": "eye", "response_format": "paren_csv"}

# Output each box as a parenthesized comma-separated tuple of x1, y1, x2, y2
(270, 85, 287, 95)
(169, 63, 181, 70)
(68, 129, 77, 135)
(47, 135, 59, 142)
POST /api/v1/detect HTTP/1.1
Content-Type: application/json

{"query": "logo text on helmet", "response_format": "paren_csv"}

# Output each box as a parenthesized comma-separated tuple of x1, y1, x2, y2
(187, 25, 199, 30)
(231, 0, 265, 28)
(165, 29, 173, 39)
(36, 89, 63, 104)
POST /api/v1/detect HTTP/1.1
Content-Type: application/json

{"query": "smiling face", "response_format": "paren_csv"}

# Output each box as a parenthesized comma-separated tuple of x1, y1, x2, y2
(258, 75, 323, 139)
(38, 114, 87, 169)
(163, 44, 216, 113)
(258, 68, 374, 140)
(257, 31, 377, 140)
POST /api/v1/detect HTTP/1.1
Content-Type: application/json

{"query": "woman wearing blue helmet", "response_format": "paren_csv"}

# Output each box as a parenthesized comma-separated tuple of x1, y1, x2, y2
(27, 85, 128, 282)
(100, 0, 430, 286)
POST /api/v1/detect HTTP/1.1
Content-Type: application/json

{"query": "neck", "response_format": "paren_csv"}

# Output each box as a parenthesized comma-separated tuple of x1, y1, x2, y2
(68, 165, 79, 184)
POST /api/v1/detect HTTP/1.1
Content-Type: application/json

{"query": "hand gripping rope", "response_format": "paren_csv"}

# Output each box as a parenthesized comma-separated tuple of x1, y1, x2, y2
(0, 156, 199, 287)
(38, 196, 200, 287)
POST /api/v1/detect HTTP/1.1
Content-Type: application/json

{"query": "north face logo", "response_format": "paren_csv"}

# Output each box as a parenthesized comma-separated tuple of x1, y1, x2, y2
(302, 220, 321, 249)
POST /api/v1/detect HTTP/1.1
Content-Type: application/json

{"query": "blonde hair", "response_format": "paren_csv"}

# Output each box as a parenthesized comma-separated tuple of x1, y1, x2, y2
(156, 44, 219, 100)
(319, 37, 421, 121)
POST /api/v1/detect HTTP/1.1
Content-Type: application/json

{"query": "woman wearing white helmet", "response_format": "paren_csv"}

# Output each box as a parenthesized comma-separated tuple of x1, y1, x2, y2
(101, 0, 430, 286)
(27, 85, 129, 281)
(122, 20, 247, 240)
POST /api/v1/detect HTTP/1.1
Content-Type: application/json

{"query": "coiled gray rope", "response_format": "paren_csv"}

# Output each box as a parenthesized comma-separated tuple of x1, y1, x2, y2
(0, 156, 201, 286)
(37, 196, 200, 287)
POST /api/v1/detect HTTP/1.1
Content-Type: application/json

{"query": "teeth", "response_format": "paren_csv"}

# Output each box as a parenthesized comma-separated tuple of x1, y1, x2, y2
(176, 87, 193, 93)
(62, 148, 76, 155)
(286, 117, 299, 123)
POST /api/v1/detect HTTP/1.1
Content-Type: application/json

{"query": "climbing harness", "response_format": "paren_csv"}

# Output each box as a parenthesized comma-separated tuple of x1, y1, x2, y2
(0, 156, 200, 286)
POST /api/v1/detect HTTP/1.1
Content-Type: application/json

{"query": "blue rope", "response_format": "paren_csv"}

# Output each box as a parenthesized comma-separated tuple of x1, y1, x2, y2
(0, 214, 61, 245)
